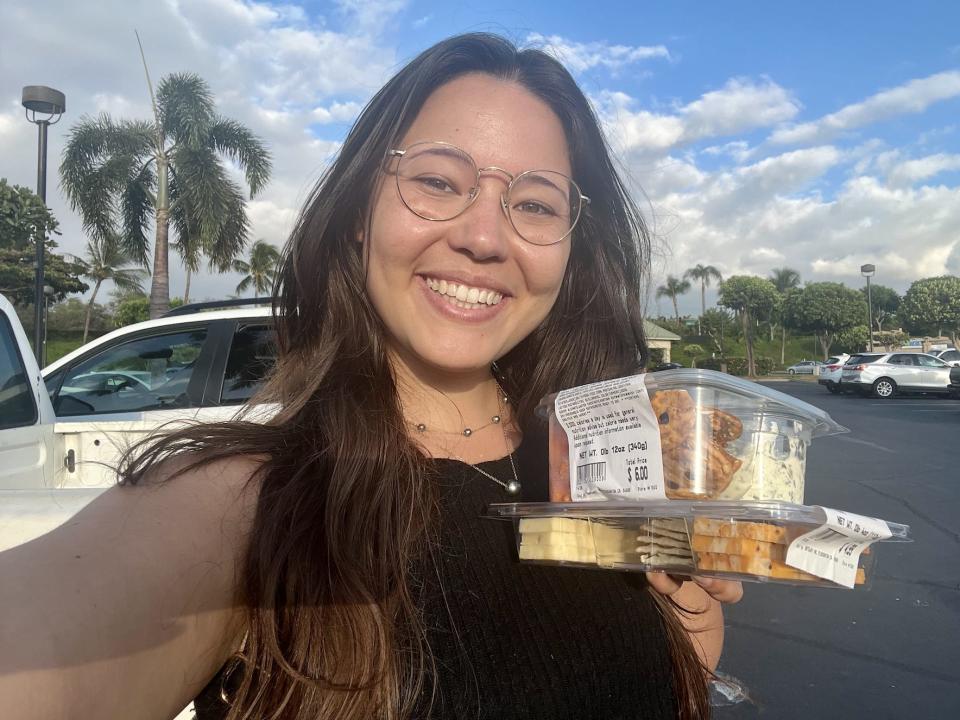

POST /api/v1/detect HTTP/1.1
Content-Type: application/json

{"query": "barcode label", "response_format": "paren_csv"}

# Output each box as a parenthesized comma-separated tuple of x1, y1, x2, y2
(576, 462, 606, 491)
(553, 375, 666, 501)
(785, 507, 891, 588)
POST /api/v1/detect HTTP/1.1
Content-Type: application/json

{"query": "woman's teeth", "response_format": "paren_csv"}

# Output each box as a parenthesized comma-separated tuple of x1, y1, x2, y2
(425, 277, 503, 309)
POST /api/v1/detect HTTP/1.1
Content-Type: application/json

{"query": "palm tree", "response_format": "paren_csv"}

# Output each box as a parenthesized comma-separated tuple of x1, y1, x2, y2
(656, 275, 691, 325)
(769, 267, 802, 364)
(683, 264, 722, 333)
(61, 72, 271, 319)
(79, 234, 147, 342)
(233, 240, 281, 298)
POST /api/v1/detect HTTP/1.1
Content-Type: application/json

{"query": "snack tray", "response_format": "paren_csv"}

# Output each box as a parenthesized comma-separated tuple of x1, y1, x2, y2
(488, 500, 910, 589)
(488, 499, 910, 537)
(535, 369, 848, 438)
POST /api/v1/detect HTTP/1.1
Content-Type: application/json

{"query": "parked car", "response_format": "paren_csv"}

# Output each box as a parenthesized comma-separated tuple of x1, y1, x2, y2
(841, 352, 953, 398)
(0, 294, 277, 720)
(816, 353, 851, 393)
(786, 360, 822, 375)
(928, 348, 960, 366)
(950, 365, 960, 397)
(0, 295, 277, 490)
(651, 361, 684, 372)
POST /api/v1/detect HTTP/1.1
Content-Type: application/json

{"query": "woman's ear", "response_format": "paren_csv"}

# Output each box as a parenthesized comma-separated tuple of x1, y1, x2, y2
(355, 210, 366, 244)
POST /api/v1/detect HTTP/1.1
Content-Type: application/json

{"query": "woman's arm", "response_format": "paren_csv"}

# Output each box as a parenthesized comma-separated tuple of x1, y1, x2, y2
(0, 456, 261, 720)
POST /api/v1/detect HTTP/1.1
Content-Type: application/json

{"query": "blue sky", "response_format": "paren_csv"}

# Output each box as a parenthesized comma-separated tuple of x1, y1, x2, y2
(2, 0, 959, 314)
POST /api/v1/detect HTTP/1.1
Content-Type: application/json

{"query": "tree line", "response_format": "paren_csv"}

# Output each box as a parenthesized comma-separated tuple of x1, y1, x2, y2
(656, 266, 960, 376)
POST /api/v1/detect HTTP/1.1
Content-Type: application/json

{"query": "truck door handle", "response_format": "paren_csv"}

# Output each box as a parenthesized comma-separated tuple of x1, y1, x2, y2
(65, 449, 76, 473)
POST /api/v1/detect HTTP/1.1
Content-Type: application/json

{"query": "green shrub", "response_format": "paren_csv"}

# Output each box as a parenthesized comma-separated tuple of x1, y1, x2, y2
(697, 356, 774, 376)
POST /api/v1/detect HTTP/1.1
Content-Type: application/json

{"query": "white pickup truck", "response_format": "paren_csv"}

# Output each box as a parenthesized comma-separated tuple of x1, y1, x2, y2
(0, 293, 275, 719)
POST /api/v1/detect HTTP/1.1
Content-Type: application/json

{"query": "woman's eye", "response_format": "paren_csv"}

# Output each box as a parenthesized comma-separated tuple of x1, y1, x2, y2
(416, 176, 457, 193)
(514, 200, 557, 216)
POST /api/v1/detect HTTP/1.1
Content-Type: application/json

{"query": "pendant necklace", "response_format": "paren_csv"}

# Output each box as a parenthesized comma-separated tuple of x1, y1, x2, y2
(412, 382, 521, 495)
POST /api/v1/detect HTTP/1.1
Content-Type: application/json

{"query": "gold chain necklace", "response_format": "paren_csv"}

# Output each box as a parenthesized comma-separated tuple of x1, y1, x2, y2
(413, 382, 521, 495)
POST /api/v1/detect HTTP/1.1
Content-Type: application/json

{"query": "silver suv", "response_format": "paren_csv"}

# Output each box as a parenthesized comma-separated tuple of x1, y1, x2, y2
(841, 352, 953, 398)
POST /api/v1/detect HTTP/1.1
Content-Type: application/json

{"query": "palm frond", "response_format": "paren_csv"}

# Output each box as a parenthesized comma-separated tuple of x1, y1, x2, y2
(157, 73, 215, 148)
(206, 182, 250, 272)
(209, 117, 272, 196)
(121, 161, 155, 266)
(169, 172, 203, 272)
(61, 115, 155, 247)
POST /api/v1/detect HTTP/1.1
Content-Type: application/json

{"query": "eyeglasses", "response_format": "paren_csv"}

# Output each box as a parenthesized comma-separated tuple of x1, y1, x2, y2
(386, 141, 590, 246)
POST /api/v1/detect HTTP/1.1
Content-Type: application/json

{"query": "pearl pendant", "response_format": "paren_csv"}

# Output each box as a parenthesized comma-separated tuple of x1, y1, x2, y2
(506, 480, 522, 495)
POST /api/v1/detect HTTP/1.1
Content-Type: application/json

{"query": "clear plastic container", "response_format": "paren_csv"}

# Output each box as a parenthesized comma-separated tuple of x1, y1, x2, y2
(490, 500, 911, 589)
(540, 369, 846, 504)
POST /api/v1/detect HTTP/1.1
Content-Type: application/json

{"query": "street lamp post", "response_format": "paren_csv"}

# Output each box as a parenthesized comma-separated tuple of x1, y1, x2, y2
(21, 85, 66, 366)
(861, 263, 876, 352)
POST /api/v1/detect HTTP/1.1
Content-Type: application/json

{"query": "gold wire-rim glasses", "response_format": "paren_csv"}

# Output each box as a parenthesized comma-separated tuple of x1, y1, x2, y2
(386, 140, 590, 246)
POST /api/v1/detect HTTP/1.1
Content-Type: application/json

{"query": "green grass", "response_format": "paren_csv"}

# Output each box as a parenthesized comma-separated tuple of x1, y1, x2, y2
(671, 332, 825, 370)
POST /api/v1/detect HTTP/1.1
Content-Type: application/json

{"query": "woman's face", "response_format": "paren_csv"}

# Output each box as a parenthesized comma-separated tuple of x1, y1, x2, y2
(364, 73, 573, 377)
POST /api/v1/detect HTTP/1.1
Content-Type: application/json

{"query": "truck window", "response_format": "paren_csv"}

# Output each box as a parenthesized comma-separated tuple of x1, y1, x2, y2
(219, 325, 277, 404)
(0, 314, 37, 429)
(54, 329, 208, 416)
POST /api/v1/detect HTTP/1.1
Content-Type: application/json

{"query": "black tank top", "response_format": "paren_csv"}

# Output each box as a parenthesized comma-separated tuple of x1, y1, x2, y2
(194, 429, 677, 719)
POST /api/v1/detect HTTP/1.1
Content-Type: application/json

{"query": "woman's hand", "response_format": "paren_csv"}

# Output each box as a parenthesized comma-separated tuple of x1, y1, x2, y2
(645, 571, 744, 604)
(646, 572, 742, 671)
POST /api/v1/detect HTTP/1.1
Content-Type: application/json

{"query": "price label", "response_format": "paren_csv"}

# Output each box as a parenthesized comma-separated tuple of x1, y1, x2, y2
(785, 507, 891, 588)
(554, 376, 666, 500)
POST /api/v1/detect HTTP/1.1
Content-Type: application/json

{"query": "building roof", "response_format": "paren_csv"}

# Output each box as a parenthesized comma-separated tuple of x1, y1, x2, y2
(643, 319, 681, 341)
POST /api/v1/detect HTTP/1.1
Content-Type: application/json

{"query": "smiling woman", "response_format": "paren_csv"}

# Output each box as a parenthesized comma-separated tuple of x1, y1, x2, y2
(0, 33, 734, 720)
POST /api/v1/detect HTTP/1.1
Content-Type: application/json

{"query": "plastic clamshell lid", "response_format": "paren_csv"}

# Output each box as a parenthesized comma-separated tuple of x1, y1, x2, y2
(488, 499, 911, 541)
(535, 369, 848, 439)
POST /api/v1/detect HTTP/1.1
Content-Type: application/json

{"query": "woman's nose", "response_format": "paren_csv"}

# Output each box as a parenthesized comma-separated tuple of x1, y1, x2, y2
(446, 179, 513, 261)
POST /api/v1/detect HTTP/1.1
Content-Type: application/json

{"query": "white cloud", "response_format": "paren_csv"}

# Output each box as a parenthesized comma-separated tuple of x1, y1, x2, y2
(681, 78, 799, 140)
(887, 153, 960, 187)
(526, 33, 670, 74)
(599, 78, 798, 155)
(769, 70, 960, 146)
(335, 0, 408, 36)
(311, 100, 363, 124)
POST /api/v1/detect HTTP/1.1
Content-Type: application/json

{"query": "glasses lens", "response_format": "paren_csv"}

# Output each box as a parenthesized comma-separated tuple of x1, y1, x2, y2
(507, 170, 581, 245)
(396, 143, 477, 220)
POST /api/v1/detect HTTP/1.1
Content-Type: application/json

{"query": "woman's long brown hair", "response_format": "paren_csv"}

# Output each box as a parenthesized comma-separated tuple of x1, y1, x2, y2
(120, 33, 710, 719)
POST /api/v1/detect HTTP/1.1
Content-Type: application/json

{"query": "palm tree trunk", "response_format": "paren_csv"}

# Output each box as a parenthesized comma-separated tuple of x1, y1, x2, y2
(742, 310, 755, 377)
(699, 281, 706, 335)
(780, 325, 786, 365)
(83, 279, 102, 344)
(149, 156, 170, 319)
(184, 267, 192, 304)
(672, 296, 680, 326)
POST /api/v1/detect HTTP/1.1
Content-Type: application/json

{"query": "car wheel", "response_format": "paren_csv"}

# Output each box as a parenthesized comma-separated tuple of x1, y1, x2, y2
(872, 378, 897, 399)
(788, 369, 796, 375)
(826, 384, 840, 394)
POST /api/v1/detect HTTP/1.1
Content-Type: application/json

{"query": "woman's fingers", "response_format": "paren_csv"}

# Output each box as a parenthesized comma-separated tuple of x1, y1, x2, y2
(645, 571, 687, 596)
(647, 572, 744, 604)
(692, 576, 744, 604)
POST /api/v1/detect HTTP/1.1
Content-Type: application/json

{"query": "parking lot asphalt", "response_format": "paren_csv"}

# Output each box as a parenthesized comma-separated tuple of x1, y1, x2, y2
(714, 380, 960, 718)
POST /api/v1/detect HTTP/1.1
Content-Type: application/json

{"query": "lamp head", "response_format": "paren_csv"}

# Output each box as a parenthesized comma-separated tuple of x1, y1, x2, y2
(21, 86, 66, 116)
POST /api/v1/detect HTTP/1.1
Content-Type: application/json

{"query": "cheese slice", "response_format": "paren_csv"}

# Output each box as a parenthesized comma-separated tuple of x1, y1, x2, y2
(696, 551, 866, 585)
(519, 517, 591, 535)
(519, 543, 596, 563)
(693, 518, 790, 544)
(692, 534, 787, 559)
(522, 532, 595, 549)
